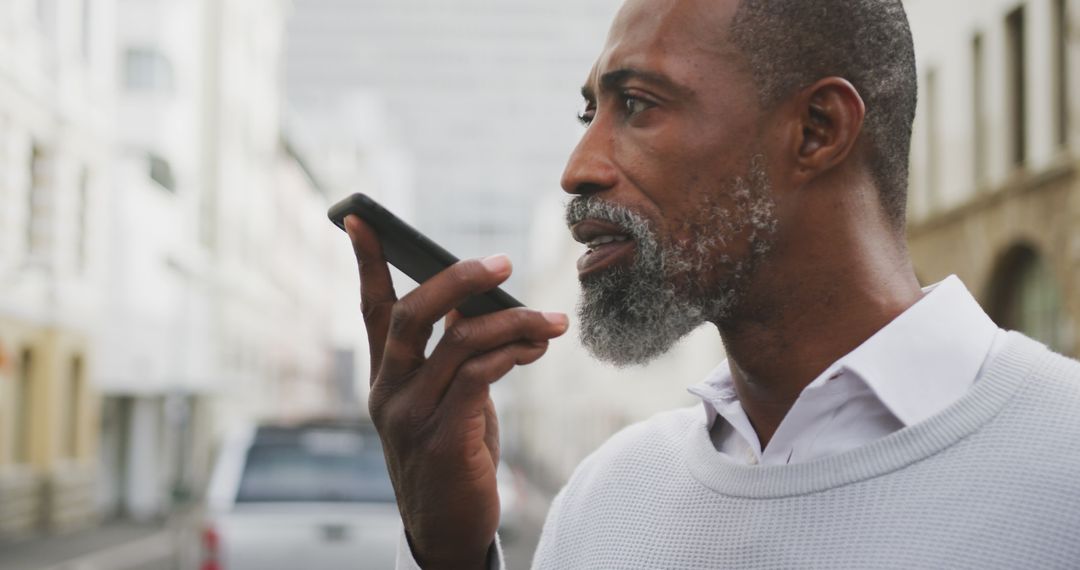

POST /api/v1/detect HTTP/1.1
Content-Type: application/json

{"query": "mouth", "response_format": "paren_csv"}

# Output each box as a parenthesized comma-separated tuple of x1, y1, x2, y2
(571, 219, 637, 278)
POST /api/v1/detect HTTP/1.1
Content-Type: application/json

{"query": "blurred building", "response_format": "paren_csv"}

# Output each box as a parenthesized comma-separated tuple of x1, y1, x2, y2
(280, 91, 418, 413)
(0, 0, 116, 538)
(0, 0, 367, 541)
(95, 0, 223, 522)
(905, 0, 1079, 356)
(97, 0, 359, 522)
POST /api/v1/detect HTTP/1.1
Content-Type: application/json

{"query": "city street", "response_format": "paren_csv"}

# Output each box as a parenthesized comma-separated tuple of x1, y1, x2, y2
(0, 519, 193, 570)
(0, 483, 553, 570)
(6, 0, 1072, 567)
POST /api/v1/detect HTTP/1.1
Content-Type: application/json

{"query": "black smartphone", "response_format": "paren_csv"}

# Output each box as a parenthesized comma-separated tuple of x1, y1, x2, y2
(328, 193, 525, 318)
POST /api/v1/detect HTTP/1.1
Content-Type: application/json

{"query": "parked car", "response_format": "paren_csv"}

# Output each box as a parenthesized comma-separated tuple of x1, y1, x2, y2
(201, 419, 400, 570)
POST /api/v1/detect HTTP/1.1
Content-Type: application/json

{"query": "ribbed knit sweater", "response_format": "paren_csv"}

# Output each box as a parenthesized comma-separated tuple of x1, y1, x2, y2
(531, 333, 1080, 569)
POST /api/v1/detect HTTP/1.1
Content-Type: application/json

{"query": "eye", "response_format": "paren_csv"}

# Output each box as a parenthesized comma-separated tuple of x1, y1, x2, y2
(623, 95, 653, 118)
(577, 102, 596, 126)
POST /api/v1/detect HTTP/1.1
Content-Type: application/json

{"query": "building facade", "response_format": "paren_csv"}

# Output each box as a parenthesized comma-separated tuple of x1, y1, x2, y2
(0, 0, 364, 539)
(97, 0, 360, 522)
(0, 0, 117, 538)
(905, 0, 1079, 356)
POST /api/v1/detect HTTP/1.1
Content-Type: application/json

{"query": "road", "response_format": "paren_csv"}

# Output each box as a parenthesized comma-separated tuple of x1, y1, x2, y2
(1, 518, 546, 570)
(0, 519, 193, 570)
(0, 476, 555, 570)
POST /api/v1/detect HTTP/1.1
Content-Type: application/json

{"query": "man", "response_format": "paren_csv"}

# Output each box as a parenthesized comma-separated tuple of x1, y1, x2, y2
(344, 0, 1080, 568)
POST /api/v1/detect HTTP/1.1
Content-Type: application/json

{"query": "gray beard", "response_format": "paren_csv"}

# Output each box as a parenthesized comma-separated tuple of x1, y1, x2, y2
(566, 157, 776, 367)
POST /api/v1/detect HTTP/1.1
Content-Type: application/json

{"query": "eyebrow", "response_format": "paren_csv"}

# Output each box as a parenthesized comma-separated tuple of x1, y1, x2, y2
(580, 68, 694, 101)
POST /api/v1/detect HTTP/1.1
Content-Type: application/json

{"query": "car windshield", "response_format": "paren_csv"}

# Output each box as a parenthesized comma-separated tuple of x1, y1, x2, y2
(235, 427, 396, 503)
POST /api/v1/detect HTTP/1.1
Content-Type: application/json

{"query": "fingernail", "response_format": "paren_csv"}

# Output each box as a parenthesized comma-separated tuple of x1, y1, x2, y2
(481, 254, 511, 274)
(543, 312, 569, 328)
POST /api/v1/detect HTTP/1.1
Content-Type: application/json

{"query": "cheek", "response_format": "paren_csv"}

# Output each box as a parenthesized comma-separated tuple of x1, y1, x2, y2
(663, 160, 776, 266)
(612, 125, 718, 218)
(610, 114, 770, 252)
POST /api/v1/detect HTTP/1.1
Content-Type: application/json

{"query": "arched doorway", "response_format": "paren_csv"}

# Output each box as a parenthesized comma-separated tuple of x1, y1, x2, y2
(986, 243, 1073, 354)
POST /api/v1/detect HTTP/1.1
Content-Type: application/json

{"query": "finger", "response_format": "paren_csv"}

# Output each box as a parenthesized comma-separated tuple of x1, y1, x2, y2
(344, 215, 397, 381)
(381, 255, 513, 376)
(413, 310, 567, 407)
(444, 309, 463, 330)
(440, 341, 551, 413)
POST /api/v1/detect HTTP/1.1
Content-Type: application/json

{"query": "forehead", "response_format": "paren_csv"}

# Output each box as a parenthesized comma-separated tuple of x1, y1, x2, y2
(588, 0, 744, 87)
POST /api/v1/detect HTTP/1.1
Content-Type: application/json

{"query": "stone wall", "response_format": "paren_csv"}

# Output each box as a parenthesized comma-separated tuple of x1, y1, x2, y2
(909, 161, 1080, 356)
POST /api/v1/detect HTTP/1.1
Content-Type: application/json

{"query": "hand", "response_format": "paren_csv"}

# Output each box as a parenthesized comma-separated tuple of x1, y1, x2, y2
(344, 215, 569, 569)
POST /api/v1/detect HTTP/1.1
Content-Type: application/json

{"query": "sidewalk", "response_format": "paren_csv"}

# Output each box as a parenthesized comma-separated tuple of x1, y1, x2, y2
(0, 520, 181, 570)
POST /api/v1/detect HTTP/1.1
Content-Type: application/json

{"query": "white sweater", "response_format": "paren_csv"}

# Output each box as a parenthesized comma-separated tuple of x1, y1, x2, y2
(530, 333, 1080, 569)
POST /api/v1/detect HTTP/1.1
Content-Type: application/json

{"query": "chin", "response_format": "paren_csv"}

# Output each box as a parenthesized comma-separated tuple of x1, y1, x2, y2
(576, 295, 705, 368)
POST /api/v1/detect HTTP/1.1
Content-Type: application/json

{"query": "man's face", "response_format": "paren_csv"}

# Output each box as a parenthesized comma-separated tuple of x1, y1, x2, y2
(562, 0, 780, 366)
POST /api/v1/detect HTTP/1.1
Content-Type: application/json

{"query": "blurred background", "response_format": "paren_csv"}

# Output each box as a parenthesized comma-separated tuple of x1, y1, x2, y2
(0, 0, 1076, 568)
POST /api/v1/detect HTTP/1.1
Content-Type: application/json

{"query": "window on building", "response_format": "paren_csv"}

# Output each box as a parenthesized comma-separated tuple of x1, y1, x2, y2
(989, 244, 1073, 355)
(36, 0, 56, 40)
(1055, 0, 1070, 149)
(148, 153, 176, 192)
(972, 33, 987, 188)
(81, 0, 93, 61)
(63, 355, 84, 459)
(14, 348, 34, 465)
(200, 194, 217, 250)
(27, 145, 50, 257)
(77, 169, 89, 272)
(1006, 7, 1028, 167)
(924, 67, 940, 209)
(124, 48, 174, 92)
(0, 117, 8, 248)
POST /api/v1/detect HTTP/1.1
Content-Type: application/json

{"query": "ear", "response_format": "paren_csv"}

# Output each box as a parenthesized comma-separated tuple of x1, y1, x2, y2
(789, 77, 866, 187)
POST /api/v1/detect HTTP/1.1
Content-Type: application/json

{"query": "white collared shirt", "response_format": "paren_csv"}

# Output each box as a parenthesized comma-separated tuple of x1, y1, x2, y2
(687, 276, 1008, 466)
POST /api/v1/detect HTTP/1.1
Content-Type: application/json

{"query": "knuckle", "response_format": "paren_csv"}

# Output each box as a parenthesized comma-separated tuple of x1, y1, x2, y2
(381, 401, 412, 437)
(516, 342, 549, 365)
(404, 405, 432, 433)
(504, 344, 528, 364)
(361, 297, 391, 322)
(420, 427, 450, 457)
(457, 354, 508, 386)
(505, 309, 541, 335)
(443, 322, 473, 347)
(367, 390, 390, 427)
(517, 309, 543, 329)
(450, 260, 483, 290)
(456, 359, 486, 384)
(388, 302, 416, 336)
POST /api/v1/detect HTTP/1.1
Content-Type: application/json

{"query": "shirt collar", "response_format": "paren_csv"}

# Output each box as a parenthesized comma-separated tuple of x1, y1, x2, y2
(836, 275, 999, 426)
(688, 275, 1001, 428)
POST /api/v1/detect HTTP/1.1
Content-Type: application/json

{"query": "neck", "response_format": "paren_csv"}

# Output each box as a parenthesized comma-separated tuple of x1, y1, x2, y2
(714, 194, 923, 449)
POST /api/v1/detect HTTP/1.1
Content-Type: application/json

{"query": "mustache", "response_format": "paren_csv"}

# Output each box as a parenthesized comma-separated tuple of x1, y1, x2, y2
(564, 196, 653, 241)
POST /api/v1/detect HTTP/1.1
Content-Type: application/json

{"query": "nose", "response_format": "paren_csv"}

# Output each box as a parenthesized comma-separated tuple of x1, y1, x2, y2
(560, 119, 618, 196)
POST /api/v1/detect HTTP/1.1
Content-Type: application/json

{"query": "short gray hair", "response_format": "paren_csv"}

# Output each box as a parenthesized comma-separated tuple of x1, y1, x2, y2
(730, 0, 918, 229)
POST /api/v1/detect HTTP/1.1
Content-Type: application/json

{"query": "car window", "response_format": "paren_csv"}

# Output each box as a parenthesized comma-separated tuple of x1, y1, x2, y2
(235, 428, 396, 503)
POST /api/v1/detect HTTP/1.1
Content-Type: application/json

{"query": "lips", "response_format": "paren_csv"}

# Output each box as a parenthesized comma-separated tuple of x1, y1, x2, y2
(571, 219, 637, 278)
